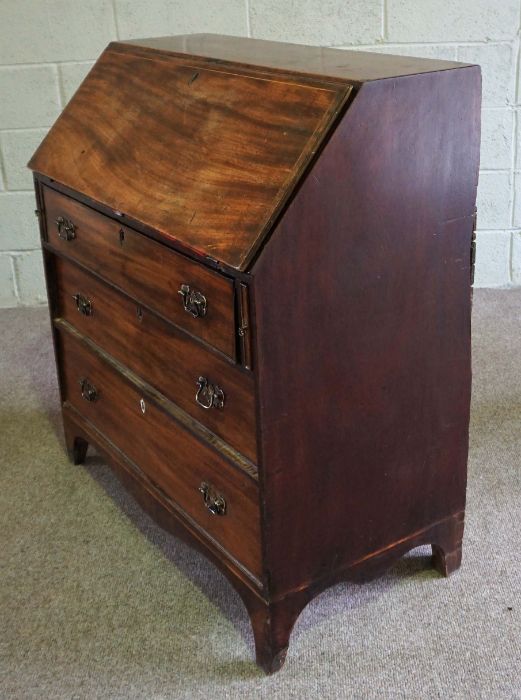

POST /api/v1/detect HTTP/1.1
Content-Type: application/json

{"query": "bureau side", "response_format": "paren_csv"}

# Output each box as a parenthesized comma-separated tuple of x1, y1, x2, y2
(251, 65, 481, 603)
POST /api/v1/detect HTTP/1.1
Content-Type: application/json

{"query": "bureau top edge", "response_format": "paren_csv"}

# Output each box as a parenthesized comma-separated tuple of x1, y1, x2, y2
(118, 33, 477, 84)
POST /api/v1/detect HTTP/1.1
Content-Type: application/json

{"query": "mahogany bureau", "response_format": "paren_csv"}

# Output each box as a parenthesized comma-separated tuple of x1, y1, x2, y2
(28, 34, 481, 673)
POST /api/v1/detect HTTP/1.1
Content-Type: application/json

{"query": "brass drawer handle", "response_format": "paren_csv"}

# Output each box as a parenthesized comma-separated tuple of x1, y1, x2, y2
(195, 376, 224, 410)
(178, 284, 207, 318)
(79, 377, 98, 402)
(55, 216, 76, 241)
(73, 293, 93, 316)
(199, 482, 227, 516)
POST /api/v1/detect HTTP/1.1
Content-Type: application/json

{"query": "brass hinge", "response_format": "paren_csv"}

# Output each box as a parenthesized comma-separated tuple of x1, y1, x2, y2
(470, 207, 477, 286)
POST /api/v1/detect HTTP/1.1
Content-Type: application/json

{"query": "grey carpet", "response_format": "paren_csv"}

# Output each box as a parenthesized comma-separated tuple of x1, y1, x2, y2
(0, 290, 520, 699)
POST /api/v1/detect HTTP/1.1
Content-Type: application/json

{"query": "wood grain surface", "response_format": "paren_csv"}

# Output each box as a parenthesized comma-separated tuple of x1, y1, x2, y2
(29, 35, 481, 673)
(252, 66, 481, 598)
(62, 405, 266, 593)
(124, 33, 472, 83)
(42, 186, 237, 359)
(29, 43, 349, 270)
(58, 327, 262, 578)
(54, 256, 257, 461)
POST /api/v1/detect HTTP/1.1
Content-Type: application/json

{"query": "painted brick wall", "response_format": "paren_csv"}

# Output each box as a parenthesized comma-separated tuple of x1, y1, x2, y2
(0, 0, 519, 307)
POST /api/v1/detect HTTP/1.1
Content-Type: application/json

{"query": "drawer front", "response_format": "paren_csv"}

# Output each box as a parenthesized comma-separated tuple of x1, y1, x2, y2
(54, 256, 257, 462)
(43, 186, 236, 360)
(58, 328, 262, 578)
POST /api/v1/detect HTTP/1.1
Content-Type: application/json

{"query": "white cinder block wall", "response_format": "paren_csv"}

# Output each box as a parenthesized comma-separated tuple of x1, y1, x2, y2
(1, 0, 520, 307)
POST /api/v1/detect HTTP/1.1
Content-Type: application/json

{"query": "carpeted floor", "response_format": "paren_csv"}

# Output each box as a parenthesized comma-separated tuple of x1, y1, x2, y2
(0, 290, 520, 699)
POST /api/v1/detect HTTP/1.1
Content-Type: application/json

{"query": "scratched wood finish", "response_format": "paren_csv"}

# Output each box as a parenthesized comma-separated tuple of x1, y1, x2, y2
(54, 256, 257, 461)
(42, 186, 237, 359)
(126, 33, 471, 83)
(29, 44, 349, 271)
(58, 327, 262, 578)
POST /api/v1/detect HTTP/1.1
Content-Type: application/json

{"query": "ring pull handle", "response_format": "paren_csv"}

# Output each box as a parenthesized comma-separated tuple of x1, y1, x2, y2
(79, 377, 98, 402)
(55, 216, 76, 241)
(72, 293, 93, 316)
(195, 376, 225, 410)
(178, 284, 207, 318)
(199, 482, 227, 516)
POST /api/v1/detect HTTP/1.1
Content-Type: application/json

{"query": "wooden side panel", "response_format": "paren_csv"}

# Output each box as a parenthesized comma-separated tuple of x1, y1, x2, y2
(252, 67, 481, 597)
(29, 45, 348, 271)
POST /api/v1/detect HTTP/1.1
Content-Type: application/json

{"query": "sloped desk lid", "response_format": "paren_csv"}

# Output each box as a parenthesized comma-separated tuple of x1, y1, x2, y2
(29, 40, 351, 271)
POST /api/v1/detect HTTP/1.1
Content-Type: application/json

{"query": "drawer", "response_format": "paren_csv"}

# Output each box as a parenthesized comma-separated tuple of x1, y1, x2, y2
(58, 328, 262, 578)
(42, 185, 236, 360)
(54, 256, 257, 462)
